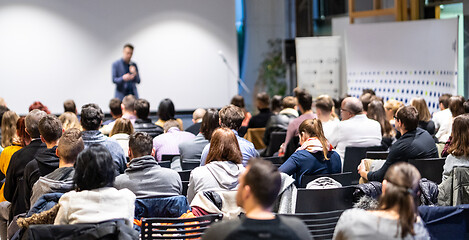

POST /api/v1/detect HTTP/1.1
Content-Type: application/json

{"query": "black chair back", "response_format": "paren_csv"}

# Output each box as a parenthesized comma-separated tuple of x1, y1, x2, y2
(141, 213, 223, 240)
(408, 158, 446, 184)
(264, 156, 283, 164)
(265, 131, 287, 157)
(343, 146, 383, 184)
(366, 151, 389, 159)
(300, 172, 353, 188)
(181, 160, 200, 171)
(295, 186, 355, 213)
(282, 210, 345, 240)
(182, 181, 189, 196)
(159, 161, 171, 168)
(178, 170, 191, 181)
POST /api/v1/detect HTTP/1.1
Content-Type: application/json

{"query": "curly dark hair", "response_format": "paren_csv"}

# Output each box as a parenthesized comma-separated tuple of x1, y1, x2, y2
(80, 104, 104, 130)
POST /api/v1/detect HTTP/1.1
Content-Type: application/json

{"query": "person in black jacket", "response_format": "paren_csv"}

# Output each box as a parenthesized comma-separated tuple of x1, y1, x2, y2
(185, 108, 206, 135)
(133, 99, 163, 138)
(4, 109, 47, 220)
(358, 106, 438, 182)
(23, 115, 63, 210)
(247, 92, 272, 129)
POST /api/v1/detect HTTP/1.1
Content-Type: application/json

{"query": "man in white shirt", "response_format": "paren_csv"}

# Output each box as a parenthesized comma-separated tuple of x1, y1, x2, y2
(433, 94, 452, 130)
(329, 97, 382, 167)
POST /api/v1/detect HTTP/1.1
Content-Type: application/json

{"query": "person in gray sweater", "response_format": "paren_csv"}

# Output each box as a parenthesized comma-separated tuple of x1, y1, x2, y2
(114, 132, 182, 198)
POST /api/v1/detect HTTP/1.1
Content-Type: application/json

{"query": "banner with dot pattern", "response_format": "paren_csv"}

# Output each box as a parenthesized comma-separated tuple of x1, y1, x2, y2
(345, 19, 458, 114)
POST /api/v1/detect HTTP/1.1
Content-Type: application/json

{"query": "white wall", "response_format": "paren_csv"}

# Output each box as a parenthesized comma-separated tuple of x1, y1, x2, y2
(0, 0, 238, 115)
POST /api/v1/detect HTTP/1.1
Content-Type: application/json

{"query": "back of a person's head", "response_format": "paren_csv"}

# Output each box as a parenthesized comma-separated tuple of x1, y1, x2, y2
(256, 92, 270, 110)
(367, 100, 392, 136)
(134, 99, 150, 120)
(282, 96, 296, 109)
(243, 158, 281, 209)
(362, 88, 376, 96)
(380, 162, 421, 238)
(293, 87, 305, 97)
(230, 95, 245, 109)
(410, 98, 431, 122)
(298, 119, 330, 159)
(297, 91, 313, 112)
(270, 95, 283, 113)
(449, 96, 465, 117)
(1, 111, 19, 148)
(448, 114, 469, 157)
(29, 101, 51, 114)
(360, 93, 374, 112)
(129, 132, 153, 158)
(163, 119, 181, 132)
(63, 99, 76, 113)
(110, 118, 134, 137)
(315, 95, 334, 113)
(122, 94, 136, 112)
(200, 108, 219, 140)
(384, 99, 404, 115)
(206, 127, 242, 165)
(439, 93, 452, 109)
(343, 97, 363, 115)
(192, 108, 206, 121)
(16, 117, 30, 147)
(80, 103, 104, 131)
(219, 105, 244, 131)
(38, 115, 63, 143)
(464, 100, 469, 114)
(396, 106, 418, 131)
(109, 98, 122, 117)
(0, 105, 10, 128)
(74, 144, 115, 191)
(58, 128, 84, 164)
(58, 112, 81, 131)
(0, 97, 6, 107)
(25, 109, 47, 138)
(158, 98, 176, 121)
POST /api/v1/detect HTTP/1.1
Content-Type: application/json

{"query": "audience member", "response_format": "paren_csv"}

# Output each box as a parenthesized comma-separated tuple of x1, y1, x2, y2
(133, 98, 163, 138)
(28, 101, 50, 114)
(200, 105, 258, 166)
(102, 98, 122, 125)
(179, 109, 219, 163)
(334, 162, 429, 239)
(54, 145, 135, 227)
(367, 100, 394, 148)
(436, 95, 465, 143)
(0, 98, 6, 107)
(188, 128, 245, 202)
(23, 115, 63, 210)
(203, 158, 311, 240)
(100, 95, 137, 135)
(359, 106, 438, 182)
(110, 118, 134, 158)
(4, 109, 47, 220)
(0, 115, 25, 240)
(1, 111, 19, 148)
(359, 93, 375, 114)
(432, 93, 452, 131)
(410, 97, 435, 136)
(115, 132, 182, 197)
(279, 119, 341, 187)
(464, 100, 469, 113)
(152, 119, 195, 161)
(384, 99, 404, 127)
(263, 96, 298, 147)
(329, 97, 382, 165)
(441, 114, 469, 182)
(315, 95, 339, 141)
(58, 112, 81, 131)
(155, 98, 183, 129)
(281, 90, 316, 155)
(0, 105, 10, 145)
(80, 103, 127, 174)
(30, 128, 84, 206)
(63, 99, 77, 114)
(248, 92, 272, 128)
(231, 95, 251, 127)
(270, 95, 283, 114)
(185, 108, 206, 135)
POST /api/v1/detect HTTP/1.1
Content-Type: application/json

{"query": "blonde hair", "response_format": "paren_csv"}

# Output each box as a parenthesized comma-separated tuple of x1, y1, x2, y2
(1, 111, 19, 147)
(110, 118, 134, 136)
(410, 98, 431, 122)
(59, 112, 81, 131)
(384, 99, 404, 116)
